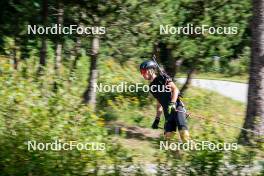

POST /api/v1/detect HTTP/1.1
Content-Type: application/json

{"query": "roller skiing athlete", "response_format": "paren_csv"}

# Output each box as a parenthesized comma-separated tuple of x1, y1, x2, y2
(139, 59, 190, 142)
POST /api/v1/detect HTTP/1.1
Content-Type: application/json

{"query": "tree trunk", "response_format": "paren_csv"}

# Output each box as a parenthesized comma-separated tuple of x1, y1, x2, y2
(38, 0, 48, 75)
(239, 0, 264, 144)
(154, 42, 176, 79)
(180, 67, 196, 95)
(70, 38, 81, 76)
(12, 38, 18, 70)
(54, 0, 63, 75)
(175, 58, 183, 78)
(55, 42, 62, 74)
(53, 0, 64, 91)
(83, 36, 100, 106)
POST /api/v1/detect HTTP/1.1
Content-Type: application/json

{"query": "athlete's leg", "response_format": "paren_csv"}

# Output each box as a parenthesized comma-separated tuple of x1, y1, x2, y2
(164, 132, 175, 140)
(175, 106, 190, 142)
(164, 116, 176, 141)
(179, 130, 190, 142)
(164, 131, 181, 158)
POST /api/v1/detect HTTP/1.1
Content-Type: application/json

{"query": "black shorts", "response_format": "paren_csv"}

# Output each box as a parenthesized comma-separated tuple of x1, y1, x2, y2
(164, 106, 188, 133)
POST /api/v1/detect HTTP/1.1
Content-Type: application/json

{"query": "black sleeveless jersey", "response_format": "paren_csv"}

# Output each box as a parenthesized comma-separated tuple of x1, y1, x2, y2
(149, 74, 172, 109)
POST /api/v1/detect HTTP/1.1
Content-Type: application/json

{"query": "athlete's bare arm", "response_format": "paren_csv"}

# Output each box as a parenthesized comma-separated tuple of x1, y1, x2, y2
(156, 101, 163, 118)
(167, 82, 179, 103)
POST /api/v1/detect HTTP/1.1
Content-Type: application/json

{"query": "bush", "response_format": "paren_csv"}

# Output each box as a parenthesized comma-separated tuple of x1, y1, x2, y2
(0, 59, 134, 175)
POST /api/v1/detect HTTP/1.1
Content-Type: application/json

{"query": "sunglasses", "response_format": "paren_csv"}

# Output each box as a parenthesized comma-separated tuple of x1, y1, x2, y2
(140, 69, 147, 75)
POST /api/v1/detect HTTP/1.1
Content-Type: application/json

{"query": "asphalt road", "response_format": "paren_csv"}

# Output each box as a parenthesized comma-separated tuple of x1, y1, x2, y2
(176, 78, 248, 103)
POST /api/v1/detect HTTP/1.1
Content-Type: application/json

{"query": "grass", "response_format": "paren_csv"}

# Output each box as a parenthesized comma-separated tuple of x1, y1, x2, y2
(97, 59, 262, 167)
(112, 137, 162, 164)
(108, 86, 246, 141)
(107, 86, 249, 164)
(177, 72, 248, 83)
(184, 86, 246, 141)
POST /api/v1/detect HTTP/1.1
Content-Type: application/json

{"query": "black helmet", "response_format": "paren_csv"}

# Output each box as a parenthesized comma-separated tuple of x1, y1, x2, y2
(140, 60, 157, 70)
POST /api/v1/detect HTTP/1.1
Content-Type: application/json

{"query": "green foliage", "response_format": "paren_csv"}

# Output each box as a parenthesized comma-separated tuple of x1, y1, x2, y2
(0, 0, 261, 174)
(96, 59, 152, 126)
(0, 59, 136, 175)
(154, 144, 261, 175)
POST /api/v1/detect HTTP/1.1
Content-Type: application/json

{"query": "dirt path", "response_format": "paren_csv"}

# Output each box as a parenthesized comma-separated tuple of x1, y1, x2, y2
(106, 121, 162, 140)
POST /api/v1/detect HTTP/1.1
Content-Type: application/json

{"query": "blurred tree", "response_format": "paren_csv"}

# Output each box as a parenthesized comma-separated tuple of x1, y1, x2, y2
(0, 0, 252, 102)
(81, 1, 142, 106)
(239, 0, 264, 145)
(151, 0, 251, 93)
(154, 42, 176, 78)
(83, 36, 99, 105)
(0, 0, 41, 70)
(69, 37, 81, 77)
(53, 0, 64, 91)
(38, 0, 48, 75)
